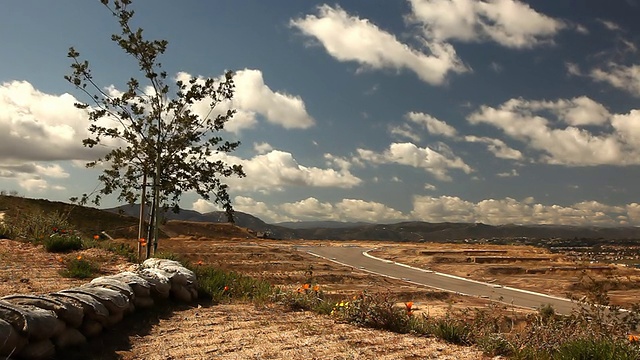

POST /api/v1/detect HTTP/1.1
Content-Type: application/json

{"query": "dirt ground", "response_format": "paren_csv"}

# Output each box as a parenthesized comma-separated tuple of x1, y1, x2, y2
(3, 231, 640, 359)
(0, 238, 488, 359)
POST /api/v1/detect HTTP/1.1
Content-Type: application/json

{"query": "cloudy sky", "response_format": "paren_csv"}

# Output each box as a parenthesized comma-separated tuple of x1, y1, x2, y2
(2, 0, 640, 226)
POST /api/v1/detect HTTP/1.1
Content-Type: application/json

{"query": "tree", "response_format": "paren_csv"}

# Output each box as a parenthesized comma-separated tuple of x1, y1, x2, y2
(65, 0, 245, 256)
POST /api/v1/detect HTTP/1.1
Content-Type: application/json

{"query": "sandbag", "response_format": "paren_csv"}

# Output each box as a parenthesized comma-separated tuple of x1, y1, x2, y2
(50, 292, 110, 326)
(82, 282, 135, 313)
(53, 327, 86, 349)
(142, 258, 197, 287)
(133, 296, 154, 309)
(17, 338, 55, 360)
(80, 319, 103, 338)
(102, 271, 152, 298)
(135, 268, 171, 298)
(0, 318, 27, 356)
(1, 294, 84, 328)
(59, 287, 129, 315)
(0, 300, 65, 340)
(170, 285, 192, 303)
(86, 277, 135, 300)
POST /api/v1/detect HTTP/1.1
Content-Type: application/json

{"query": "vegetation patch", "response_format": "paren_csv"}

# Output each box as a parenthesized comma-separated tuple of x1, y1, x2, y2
(60, 256, 98, 279)
(44, 234, 83, 253)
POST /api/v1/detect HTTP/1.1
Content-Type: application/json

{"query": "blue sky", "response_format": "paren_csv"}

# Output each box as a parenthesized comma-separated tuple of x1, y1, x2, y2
(2, 0, 640, 226)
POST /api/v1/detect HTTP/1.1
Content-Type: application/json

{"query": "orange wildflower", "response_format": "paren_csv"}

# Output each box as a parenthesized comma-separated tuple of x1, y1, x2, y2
(405, 301, 414, 316)
(312, 285, 320, 292)
(57, 257, 64, 263)
(223, 286, 229, 292)
(302, 283, 311, 290)
(93, 235, 100, 240)
(76, 255, 82, 260)
(629, 334, 639, 343)
(197, 260, 203, 266)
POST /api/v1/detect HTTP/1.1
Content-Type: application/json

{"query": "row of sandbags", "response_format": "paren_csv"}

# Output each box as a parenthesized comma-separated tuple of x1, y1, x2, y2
(0, 258, 198, 359)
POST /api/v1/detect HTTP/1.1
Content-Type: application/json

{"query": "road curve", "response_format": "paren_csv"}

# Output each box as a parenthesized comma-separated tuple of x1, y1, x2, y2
(300, 245, 579, 315)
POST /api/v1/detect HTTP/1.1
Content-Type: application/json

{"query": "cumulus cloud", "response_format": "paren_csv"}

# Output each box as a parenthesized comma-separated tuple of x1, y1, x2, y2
(496, 169, 519, 177)
(210, 150, 362, 193)
(175, 69, 315, 134)
(589, 63, 640, 97)
(466, 96, 640, 166)
(411, 196, 633, 226)
(464, 136, 523, 160)
(0, 80, 108, 163)
(357, 142, 472, 181)
(275, 197, 405, 223)
(407, 112, 458, 137)
(192, 199, 220, 213)
(253, 142, 273, 154)
(597, 19, 622, 32)
(389, 124, 421, 142)
(228, 195, 640, 226)
(407, 0, 566, 48)
(290, 5, 468, 85)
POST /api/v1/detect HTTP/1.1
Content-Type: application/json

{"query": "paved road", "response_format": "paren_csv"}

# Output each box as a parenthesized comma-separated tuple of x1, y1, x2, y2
(300, 245, 579, 314)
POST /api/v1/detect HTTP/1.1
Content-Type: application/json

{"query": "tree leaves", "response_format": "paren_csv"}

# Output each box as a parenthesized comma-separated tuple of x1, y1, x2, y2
(65, 0, 244, 222)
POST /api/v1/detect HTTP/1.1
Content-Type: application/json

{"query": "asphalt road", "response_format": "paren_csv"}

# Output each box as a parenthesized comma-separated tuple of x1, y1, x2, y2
(300, 245, 579, 315)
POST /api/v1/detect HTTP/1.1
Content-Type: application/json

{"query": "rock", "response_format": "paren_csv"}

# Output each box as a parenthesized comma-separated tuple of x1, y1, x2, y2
(1, 294, 84, 328)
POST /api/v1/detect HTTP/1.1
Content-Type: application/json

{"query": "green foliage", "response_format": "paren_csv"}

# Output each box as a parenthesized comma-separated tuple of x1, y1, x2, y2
(552, 338, 640, 360)
(193, 265, 273, 304)
(429, 316, 472, 345)
(0, 208, 71, 242)
(273, 284, 335, 314)
(330, 291, 413, 333)
(60, 257, 98, 279)
(44, 234, 83, 253)
(65, 0, 244, 227)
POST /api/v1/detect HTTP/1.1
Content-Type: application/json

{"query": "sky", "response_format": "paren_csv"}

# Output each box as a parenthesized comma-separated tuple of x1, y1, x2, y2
(2, 0, 640, 226)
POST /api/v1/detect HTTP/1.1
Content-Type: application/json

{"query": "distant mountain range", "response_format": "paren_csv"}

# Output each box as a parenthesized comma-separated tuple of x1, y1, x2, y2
(105, 204, 640, 242)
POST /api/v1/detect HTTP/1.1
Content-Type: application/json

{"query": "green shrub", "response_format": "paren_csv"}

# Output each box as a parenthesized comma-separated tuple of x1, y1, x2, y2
(1, 210, 71, 242)
(330, 291, 412, 334)
(552, 338, 640, 360)
(194, 265, 274, 303)
(430, 316, 471, 345)
(60, 257, 97, 279)
(44, 234, 83, 253)
(274, 284, 335, 314)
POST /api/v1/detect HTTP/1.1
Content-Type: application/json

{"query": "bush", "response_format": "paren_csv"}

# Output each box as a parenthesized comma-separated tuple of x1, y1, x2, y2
(331, 291, 412, 334)
(44, 234, 83, 253)
(0, 210, 71, 242)
(274, 284, 335, 314)
(430, 316, 471, 345)
(60, 257, 97, 279)
(552, 338, 640, 360)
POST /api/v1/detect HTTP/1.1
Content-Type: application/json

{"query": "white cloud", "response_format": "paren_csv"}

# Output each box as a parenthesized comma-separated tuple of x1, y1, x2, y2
(407, 112, 458, 137)
(466, 97, 640, 166)
(229, 195, 640, 226)
(233, 196, 290, 223)
(357, 142, 472, 181)
(424, 183, 437, 190)
(597, 19, 622, 32)
(0, 80, 108, 163)
(290, 4, 468, 85)
(276, 197, 405, 223)
(464, 136, 523, 160)
(210, 150, 362, 193)
(253, 142, 273, 154)
(407, 0, 566, 48)
(175, 69, 315, 134)
(590, 63, 640, 97)
(411, 196, 632, 226)
(389, 124, 421, 142)
(496, 169, 519, 177)
(192, 199, 221, 213)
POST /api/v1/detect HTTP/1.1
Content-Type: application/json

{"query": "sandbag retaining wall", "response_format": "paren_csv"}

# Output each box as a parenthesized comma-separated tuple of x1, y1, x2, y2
(0, 258, 198, 359)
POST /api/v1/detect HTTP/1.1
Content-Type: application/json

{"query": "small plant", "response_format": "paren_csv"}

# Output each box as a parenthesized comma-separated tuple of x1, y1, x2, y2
(430, 316, 471, 345)
(60, 256, 97, 279)
(44, 234, 83, 253)
(330, 291, 413, 334)
(275, 283, 334, 314)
